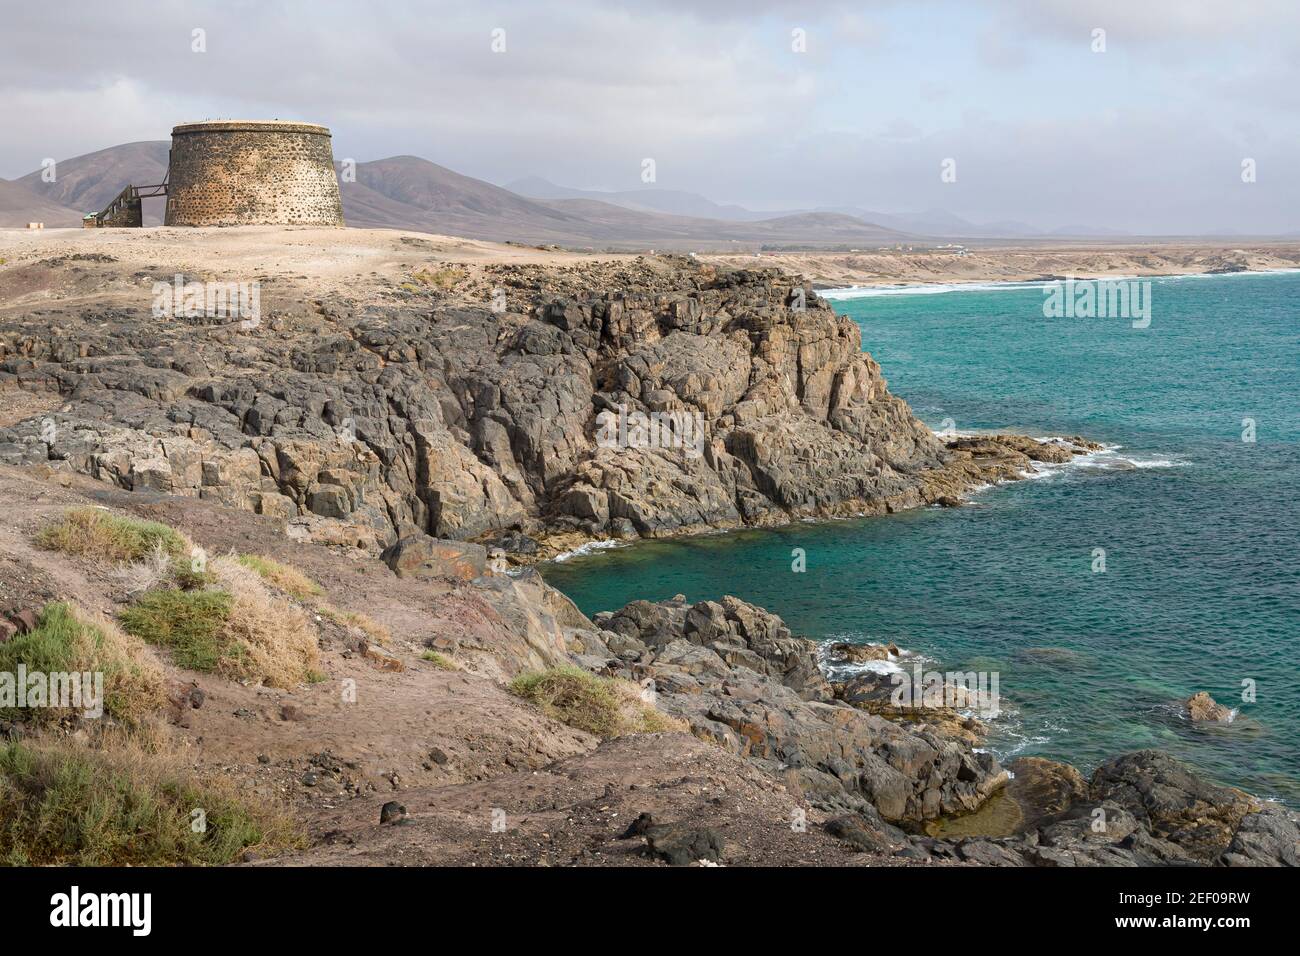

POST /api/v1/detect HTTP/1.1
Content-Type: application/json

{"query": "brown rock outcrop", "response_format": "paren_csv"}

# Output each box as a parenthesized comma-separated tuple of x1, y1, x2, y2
(1184, 690, 1235, 722)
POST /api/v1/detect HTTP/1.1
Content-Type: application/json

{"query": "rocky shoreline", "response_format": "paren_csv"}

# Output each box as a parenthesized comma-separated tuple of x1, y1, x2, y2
(547, 589, 1296, 866)
(0, 231, 1293, 866)
(0, 250, 1099, 563)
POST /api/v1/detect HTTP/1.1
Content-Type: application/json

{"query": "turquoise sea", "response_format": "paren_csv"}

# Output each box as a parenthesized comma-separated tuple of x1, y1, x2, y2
(542, 272, 1300, 803)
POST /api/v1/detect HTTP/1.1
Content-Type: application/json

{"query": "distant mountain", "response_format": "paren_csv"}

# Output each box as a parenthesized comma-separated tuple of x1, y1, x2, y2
(343, 156, 585, 235)
(0, 142, 1222, 244)
(510, 178, 1058, 237)
(885, 207, 986, 236)
(339, 156, 910, 247)
(7, 142, 910, 248)
(978, 219, 1048, 237)
(0, 179, 84, 227)
(506, 176, 767, 221)
(16, 141, 171, 224)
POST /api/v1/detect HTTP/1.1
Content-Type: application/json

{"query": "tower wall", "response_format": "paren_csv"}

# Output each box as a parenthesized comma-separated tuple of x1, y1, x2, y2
(164, 121, 344, 227)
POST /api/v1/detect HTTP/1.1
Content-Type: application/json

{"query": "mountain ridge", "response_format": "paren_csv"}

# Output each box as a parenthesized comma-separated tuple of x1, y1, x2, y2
(4, 141, 1144, 244)
(3, 142, 908, 248)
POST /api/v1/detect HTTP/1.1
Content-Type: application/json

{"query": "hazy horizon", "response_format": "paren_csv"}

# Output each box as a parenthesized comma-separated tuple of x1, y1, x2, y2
(2, 0, 1297, 234)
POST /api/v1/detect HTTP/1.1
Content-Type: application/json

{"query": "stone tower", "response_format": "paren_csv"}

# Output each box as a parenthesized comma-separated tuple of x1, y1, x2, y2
(164, 120, 344, 227)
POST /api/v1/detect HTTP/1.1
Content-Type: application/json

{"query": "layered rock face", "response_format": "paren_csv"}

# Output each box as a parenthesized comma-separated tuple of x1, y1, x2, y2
(0, 259, 949, 554)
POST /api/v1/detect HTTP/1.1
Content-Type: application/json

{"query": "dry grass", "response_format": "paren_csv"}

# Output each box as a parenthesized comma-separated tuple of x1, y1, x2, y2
(36, 508, 190, 564)
(319, 604, 390, 644)
(0, 733, 302, 866)
(236, 554, 322, 601)
(113, 540, 177, 595)
(209, 556, 320, 688)
(409, 265, 465, 290)
(117, 558, 320, 689)
(0, 602, 166, 726)
(508, 666, 686, 738)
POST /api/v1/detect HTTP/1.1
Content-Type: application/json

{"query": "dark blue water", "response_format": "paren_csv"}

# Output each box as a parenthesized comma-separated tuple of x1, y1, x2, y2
(542, 272, 1300, 802)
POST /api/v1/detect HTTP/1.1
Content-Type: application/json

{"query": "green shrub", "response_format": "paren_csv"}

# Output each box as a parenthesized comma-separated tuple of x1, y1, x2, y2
(420, 650, 456, 669)
(36, 508, 187, 564)
(0, 740, 301, 866)
(119, 557, 320, 688)
(508, 666, 685, 738)
(172, 566, 215, 591)
(118, 590, 235, 673)
(0, 602, 165, 725)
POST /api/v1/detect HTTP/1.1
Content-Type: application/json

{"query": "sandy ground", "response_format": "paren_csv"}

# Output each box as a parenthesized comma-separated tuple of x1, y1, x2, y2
(0, 225, 631, 307)
(4, 227, 1299, 305)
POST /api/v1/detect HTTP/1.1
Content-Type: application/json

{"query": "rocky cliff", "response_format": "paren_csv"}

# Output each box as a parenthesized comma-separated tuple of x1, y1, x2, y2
(2, 230, 1288, 867)
(1, 252, 974, 557)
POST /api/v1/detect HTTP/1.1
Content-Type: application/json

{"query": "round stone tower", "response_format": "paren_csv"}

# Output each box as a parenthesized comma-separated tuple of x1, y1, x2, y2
(164, 120, 344, 227)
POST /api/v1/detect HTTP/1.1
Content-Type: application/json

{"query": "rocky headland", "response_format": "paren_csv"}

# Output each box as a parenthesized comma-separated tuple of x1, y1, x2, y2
(0, 228, 1100, 562)
(0, 227, 1292, 867)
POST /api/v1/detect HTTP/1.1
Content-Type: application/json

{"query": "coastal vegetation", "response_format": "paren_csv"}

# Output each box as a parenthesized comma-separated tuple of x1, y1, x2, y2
(236, 553, 323, 601)
(0, 736, 301, 866)
(36, 508, 187, 564)
(0, 602, 165, 725)
(135, 555, 317, 688)
(420, 649, 456, 669)
(117, 588, 234, 673)
(509, 666, 686, 738)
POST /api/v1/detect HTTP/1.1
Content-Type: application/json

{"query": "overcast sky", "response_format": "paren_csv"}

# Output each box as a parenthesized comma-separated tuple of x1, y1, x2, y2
(2, 0, 1296, 233)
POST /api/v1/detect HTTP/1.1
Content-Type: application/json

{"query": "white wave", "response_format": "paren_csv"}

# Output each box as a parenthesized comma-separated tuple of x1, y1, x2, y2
(928, 430, 1189, 491)
(821, 280, 1054, 299)
(816, 638, 930, 678)
(551, 539, 624, 563)
(947, 433, 1192, 480)
(1128, 457, 1186, 469)
(1154, 267, 1300, 282)
(820, 267, 1300, 301)
(1037, 444, 1191, 477)
(992, 732, 1052, 760)
(1166, 702, 1240, 725)
(836, 658, 907, 677)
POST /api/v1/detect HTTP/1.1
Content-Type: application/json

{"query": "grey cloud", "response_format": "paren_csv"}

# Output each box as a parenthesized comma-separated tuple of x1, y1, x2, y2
(0, 0, 1295, 233)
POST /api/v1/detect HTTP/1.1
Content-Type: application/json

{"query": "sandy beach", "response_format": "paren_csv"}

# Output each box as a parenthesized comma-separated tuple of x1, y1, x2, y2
(703, 242, 1300, 289)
